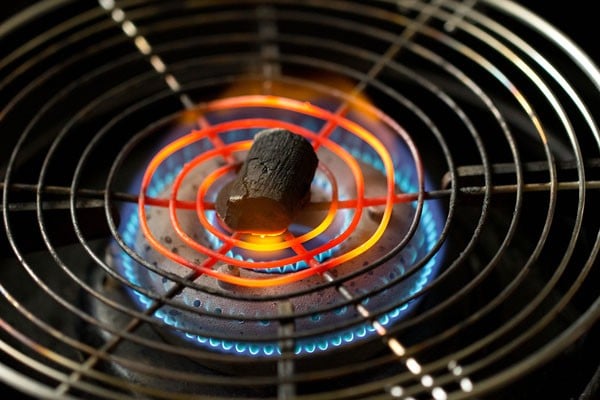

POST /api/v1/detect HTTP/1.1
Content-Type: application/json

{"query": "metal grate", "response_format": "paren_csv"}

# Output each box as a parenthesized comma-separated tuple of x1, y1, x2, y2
(1, 1, 599, 399)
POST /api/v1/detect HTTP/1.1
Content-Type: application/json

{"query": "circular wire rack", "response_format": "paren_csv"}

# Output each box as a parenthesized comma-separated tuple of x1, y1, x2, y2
(1, 1, 599, 399)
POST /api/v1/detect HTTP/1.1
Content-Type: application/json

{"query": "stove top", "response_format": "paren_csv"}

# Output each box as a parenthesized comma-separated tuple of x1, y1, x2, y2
(1, 1, 599, 399)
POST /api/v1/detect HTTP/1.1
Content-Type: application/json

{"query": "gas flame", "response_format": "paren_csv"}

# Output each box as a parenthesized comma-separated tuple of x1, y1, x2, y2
(115, 73, 446, 356)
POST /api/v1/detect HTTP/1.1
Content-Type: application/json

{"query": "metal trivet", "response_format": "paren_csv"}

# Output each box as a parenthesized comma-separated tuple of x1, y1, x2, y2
(1, 1, 599, 399)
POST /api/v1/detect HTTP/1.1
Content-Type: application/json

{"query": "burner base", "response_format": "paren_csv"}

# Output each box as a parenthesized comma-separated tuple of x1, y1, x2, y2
(84, 266, 399, 383)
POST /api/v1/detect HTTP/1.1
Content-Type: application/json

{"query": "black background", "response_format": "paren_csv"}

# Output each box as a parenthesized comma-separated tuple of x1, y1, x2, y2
(0, 1, 597, 64)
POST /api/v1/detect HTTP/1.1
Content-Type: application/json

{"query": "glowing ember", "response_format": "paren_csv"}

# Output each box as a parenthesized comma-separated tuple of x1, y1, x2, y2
(215, 128, 318, 235)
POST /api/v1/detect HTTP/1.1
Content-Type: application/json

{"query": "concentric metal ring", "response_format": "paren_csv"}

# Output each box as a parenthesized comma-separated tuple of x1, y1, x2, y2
(1, 1, 599, 399)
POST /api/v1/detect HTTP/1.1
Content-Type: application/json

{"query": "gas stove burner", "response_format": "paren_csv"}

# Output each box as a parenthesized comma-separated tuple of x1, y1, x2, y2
(2, 1, 600, 399)
(110, 94, 444, 358)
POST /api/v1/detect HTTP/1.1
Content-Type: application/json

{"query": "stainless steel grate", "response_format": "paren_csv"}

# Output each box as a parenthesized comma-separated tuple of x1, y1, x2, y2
(1, 1, 599, 399)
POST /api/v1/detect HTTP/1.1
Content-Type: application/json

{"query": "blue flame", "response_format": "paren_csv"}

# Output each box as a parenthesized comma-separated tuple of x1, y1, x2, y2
(114, 110, 445, 357)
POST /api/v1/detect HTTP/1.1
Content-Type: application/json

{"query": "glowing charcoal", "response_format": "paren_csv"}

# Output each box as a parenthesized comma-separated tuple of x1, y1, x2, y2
(216, 128, 319, 234)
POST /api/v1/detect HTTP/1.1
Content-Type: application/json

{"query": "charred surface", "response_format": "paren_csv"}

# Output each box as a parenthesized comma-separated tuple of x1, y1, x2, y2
(216, 128, 318, 234)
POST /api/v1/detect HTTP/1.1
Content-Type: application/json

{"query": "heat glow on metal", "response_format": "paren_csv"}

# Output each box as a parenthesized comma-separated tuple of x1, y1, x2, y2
(114, 95, 445, 356)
